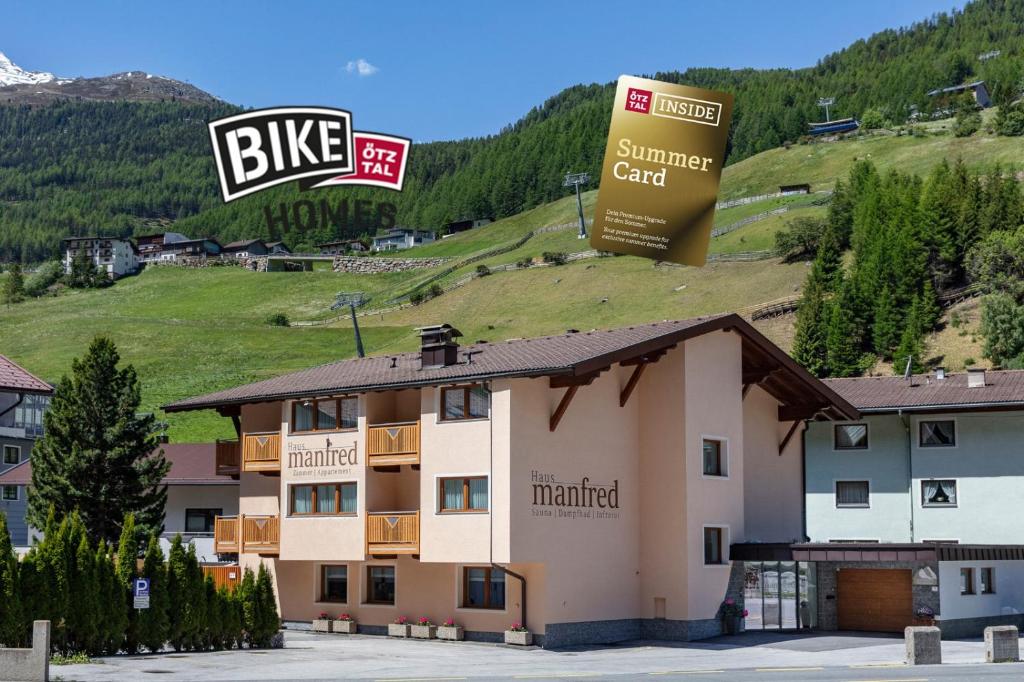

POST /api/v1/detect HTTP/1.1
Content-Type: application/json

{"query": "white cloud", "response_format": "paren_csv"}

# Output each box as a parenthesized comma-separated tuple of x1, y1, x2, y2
(345, 58, 379, 77)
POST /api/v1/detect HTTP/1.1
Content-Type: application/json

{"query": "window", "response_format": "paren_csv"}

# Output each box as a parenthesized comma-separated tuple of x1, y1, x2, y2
(462, 567, 506, 609)
(835, 481, 870, 508)
(920, 420, 955, 447)
(835, 424, 868, 450)
(921, 480, 957, 507)
(366, 566, 395, 604)
(980, 567, 995, 594)
(290, 483, 357, 516)
(961, 567, 975, 595)
(13, 394, 48, 437)
(441, 385, 489, 421)
(292, 397, 358, 433)
(320, 565, 348, 603)
(2, 445, 20, 465)
(439, 477, 488, 512)
(1, 486, 17, 502)
(703, 527, 726, 565)
(702, 439, 726, 477)
(185, 508, 222, 533)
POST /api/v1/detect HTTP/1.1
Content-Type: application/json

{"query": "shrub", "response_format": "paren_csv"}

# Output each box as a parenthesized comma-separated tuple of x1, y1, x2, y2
(860, 108, 885, 130)
(475, 264, 491, 277)
(409, 291, 425, 305)
(542, 251, 567, 266)
(516, 257, 533, 269)
(953, 110, 981, 137)
(429, 283, 443, 298)
(24, 261, 63, 297)
(265, 313, 290, 327)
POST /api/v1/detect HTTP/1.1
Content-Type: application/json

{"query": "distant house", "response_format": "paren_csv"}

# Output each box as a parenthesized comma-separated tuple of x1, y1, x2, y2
(222, 239, 269, 259)
(266, 241, 291, 256)
(62, 237, 139, 279)
(0, 355, 51, 548)
(445, 217, 494, 235)
(318, 239, 367, 255)
(927, 80, 991, 108)
(159, 238, 222, 262)
(807, 118, 860, 136)
(0, 442, 238, 556)
(371, 228, 435, 252)
(136, 232, 188, 263)
(779, 184, 811, 195)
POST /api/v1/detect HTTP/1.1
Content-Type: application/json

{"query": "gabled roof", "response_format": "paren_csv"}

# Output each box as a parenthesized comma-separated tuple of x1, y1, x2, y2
(163, 314, 859, 421)
(223, 239, 266, 250)
(825, 369, 1024, 413)
(0, 443, 237, 486)
(0, 355, 52, 394)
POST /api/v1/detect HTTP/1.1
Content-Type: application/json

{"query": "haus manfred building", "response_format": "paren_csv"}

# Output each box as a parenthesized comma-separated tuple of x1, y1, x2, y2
(165, 314, 858, 647)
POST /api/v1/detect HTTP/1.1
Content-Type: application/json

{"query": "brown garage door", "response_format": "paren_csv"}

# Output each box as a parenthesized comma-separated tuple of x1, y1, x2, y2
(837, 568, 913, 632)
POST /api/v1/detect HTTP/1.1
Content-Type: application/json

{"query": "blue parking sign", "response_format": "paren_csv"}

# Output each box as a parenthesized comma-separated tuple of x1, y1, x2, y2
(134, 577, 150, 598)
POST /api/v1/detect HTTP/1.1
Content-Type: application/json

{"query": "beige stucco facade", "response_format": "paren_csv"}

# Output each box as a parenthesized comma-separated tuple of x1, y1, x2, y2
(225, 329, 807, 646)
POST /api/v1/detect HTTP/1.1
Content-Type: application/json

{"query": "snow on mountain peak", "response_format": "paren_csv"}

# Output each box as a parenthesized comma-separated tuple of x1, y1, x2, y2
(0, 51, 58, 87)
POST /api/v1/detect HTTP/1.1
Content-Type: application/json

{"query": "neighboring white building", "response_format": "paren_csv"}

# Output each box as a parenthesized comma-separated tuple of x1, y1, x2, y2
(371, 228, 435, 252)
(62, 237, 139, 279)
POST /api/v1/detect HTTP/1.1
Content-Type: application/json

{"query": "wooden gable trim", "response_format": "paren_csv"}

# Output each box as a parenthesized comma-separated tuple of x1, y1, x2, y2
(550, 386, 580, 432)
(779, 420, 802, 455)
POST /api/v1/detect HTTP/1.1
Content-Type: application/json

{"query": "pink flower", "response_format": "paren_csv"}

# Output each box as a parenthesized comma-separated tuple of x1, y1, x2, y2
(418, 617, 431, 625)
(742, 609, 749, 617)
(443, 618, 456, 627)
(724, 598, 735, 606)
(338, 613, 352, 621)
(394, 616, 408, 625)
(318, 612, 329, 619)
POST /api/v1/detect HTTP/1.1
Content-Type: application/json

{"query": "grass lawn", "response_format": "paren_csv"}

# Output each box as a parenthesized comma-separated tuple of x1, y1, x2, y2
(712, 206, 828, 254)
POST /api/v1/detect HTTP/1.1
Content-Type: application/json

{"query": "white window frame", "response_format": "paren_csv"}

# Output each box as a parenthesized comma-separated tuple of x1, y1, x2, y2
(920, 478, 959, 508)
(314, 562, 350, 606)
(701, 524, 730, 567)
(918, 417, 958, 449)
(454, 564, 509, 614)
(434, 472, 491, 515)
(1, 485, 19, 502)
(832, 422, 870, 452)
(834, 479, 871, 509)
(700, 435, 730, 479)
(2, 445, 20, 465)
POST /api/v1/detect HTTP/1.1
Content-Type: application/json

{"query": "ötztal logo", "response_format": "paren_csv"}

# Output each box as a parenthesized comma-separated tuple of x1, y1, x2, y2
(208, 106, 410, 202)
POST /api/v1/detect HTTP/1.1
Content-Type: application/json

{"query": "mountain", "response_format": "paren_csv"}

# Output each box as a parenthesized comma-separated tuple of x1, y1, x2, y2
(1, 0, 1023, 261)
(0, 51, 219, 105)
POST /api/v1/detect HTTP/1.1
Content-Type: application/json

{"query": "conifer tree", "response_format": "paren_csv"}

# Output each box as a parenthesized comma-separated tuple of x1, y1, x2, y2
(204, 575, 221, 651)
(238, 567, 257, 647)
(220, 584, 242, 649)
(0, 514, 22, 647)
(254, 563, 279, 648)
(68, 534, 100, 654)
(137, 536, 169, 653)
(872, 285, 901, 359)
(165, 535, 189, 651)
(27, 336, 169, 545)
(185, 545, 207, 650)
(895, 296, 927, 375)
(97, 541, 127, 655)
(825, 283, 863, 378)
(920, 280, 942, 330)
(115, 513, 140, 654)
(792, 274, 830, 377)
(2, 263, 24, 306)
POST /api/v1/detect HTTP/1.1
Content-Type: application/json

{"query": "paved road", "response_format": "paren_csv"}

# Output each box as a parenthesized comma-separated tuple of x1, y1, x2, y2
(56, 630, 1024, 681)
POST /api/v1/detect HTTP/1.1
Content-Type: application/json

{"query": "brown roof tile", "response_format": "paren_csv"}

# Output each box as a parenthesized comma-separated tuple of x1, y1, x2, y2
(0, 355, 52, 394)
(824, 369, 1024, 412)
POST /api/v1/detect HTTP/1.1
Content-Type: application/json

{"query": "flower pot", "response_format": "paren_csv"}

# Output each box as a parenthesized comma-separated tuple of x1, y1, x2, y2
(437, 625, 464, 641)
(410, 624, 437, 639)
(333, 620, 357, 634)
(505, 630, 533, 646)
(388, 623, 411, 638)
(912, 616, 936, 627)
(312, 619, 332, 633)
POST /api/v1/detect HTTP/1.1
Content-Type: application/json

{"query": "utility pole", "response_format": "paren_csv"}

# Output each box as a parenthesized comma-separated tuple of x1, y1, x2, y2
(817, 97, 835, 122)
(563, 172, 590, 239)
(349, 302, 365, 358)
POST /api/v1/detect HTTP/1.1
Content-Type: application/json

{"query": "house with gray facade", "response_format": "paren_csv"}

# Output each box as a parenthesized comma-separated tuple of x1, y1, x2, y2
(0, 355, 52, 546)
(798, 367, 1024, 637)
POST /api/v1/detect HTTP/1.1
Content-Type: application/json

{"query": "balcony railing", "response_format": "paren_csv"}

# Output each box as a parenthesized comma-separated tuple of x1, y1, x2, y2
(366, 511, 420, 555)
(242, 431, 281, 473)
(367, 421, 421, 466)
(214, 514, 280, 555)
(215, 439, 241, 477)
(214, 516, 239, 553)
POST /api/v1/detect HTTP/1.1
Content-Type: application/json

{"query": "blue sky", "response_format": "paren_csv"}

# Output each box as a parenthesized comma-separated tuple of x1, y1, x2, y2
(3, 0, 963, 141)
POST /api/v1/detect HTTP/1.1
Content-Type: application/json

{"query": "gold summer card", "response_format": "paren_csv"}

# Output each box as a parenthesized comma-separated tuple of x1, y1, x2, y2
(591, 75, 734, 266)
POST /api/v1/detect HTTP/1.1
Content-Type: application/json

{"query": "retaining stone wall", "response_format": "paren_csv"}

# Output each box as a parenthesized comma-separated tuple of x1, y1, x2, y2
(332, 256, 449, 274)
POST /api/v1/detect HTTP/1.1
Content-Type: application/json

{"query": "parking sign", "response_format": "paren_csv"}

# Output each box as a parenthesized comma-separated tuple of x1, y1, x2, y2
(134, 578, 151, 609)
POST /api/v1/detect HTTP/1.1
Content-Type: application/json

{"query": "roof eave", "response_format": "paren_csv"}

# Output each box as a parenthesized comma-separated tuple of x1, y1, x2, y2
(858, 401, 1024, 414)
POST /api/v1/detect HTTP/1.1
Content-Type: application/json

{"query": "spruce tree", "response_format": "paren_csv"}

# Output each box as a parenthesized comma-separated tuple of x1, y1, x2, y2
(792, 274, 830, 377)
(2, 263, 25, 306)
(115, 513, 140, 654)
(27, 336, 169, 544)
(872, 285, 901, 359)
(137, 536, 169, 653)
(895, 296, 926, 375)
(825, 283, 863, 378)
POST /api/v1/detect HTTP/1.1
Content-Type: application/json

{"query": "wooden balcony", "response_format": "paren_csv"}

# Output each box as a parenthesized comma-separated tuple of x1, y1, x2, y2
(366, 511, 420, 555)
(242, 431, 281, 473)
(214, 516, 239, 553)
(215, 439, 241, 477)
(214, 515, 280, 555)
(367, 421, 421, 467)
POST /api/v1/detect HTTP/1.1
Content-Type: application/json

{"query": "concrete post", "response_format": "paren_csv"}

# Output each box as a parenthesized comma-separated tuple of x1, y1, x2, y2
(905, 625, 941, 665)
(985, 625, 1019, 663)
(31, 620, 49, 682)
(0, 619, 50, 681)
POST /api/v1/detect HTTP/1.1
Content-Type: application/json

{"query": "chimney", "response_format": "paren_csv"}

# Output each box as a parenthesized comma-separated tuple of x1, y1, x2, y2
(417, 324, 463, 369)
(967, 367, 986, 388)
(935, 367, 946, 380)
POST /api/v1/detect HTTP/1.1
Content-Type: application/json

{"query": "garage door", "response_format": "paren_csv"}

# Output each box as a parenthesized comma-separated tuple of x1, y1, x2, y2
(837, 568, 913, 632)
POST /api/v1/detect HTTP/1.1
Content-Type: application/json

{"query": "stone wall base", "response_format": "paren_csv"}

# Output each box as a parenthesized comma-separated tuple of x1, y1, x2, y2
(541, 618, 722, 649)
(939, 614, 1024, 640)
